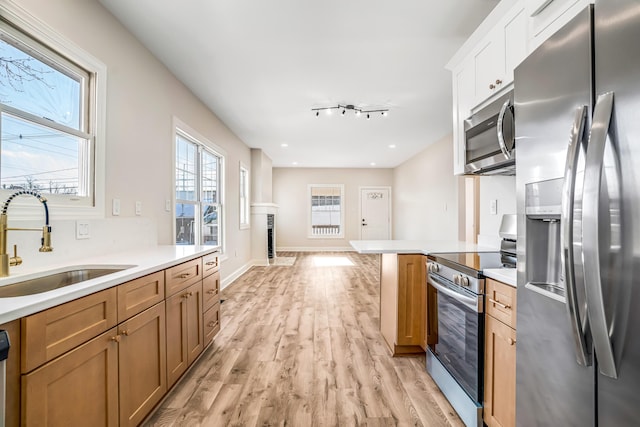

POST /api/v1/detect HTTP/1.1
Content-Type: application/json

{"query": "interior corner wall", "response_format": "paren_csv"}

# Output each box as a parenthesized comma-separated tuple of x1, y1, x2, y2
(272, 168, 393, 250)
(393, 134, 461, 240)
(478, 175, 516, 239)
(15, 0, 252, 278)
(250, 149, 273, 203)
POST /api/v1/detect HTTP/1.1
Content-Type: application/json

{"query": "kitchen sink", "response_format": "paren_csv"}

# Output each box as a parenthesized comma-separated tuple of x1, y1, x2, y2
(0, 266, 134, 297)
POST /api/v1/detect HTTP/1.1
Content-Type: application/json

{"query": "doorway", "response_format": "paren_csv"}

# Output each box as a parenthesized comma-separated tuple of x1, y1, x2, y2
(359, 187, 391, 240)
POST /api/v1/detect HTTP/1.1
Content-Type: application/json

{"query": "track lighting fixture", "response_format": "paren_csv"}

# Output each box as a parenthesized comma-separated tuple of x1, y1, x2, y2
(311, 104, 389, 119)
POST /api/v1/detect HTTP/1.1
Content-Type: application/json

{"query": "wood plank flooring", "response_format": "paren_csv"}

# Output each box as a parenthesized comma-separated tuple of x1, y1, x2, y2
(144, 252, 464, 427)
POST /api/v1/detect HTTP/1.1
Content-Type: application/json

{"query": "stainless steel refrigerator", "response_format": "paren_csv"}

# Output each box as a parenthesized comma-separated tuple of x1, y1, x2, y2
(514, 0, 640, 425)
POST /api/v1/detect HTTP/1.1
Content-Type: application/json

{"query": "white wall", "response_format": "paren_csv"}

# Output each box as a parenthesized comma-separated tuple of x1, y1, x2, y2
(9, 0, 252, 279)
(393, 134, 461, 241)
(250, 149, 273, 203)
(273, 168, 393, 250)
(478, 175, 516, 240)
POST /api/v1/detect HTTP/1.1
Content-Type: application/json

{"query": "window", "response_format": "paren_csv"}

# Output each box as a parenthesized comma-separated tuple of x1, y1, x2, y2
(309, 184, 344, 238)
(175, 130, 223, 247)
(0, 15, 102, 213)
(239, 163, 249, 229)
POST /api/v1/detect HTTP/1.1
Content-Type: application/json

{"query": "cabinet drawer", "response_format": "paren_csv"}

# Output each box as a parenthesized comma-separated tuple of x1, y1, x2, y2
(486, 278, 517, 329)
(202, 252, 219, 277)
(165, 258, 202, 297)
(202, 270, 220, 312)
(117, 271, 165, 322)
(204, 303, 220, 343)
(21, 288, 118, 373)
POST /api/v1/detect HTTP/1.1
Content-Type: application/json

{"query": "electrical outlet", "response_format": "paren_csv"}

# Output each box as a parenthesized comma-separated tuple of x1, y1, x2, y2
(112, 199, 120, 216)
(165, 199, 171, 212)
(135, 201, 142, 216)
(76, 221, 90, 239)
(490, 199, 498, 215)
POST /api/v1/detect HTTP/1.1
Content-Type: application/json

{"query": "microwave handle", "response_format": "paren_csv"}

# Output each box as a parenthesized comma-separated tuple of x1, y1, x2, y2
(497, 99, 512, 159)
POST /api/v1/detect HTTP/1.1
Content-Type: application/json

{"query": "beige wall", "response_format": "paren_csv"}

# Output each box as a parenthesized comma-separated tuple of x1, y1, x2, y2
(14, 0, 252, 278)
(478, 175, 516, 241)
(393, 134, 461, 241)
(273, 168, 393, 250)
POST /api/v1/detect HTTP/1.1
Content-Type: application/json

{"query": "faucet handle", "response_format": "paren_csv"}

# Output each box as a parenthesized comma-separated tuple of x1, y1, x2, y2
(9, 244, 22, 267)
(39, 225, 53, 252)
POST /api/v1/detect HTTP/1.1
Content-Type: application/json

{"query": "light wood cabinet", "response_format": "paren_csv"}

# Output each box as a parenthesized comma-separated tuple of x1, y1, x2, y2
(21, 288, 117, 373)
(484, 279, 517, 427)
(16, 251, 219, 426)
(118, 302, 167, 427)
(380, 253, 426, 356)
(21, 328, 119, 427)
(166, 281, 204, 387)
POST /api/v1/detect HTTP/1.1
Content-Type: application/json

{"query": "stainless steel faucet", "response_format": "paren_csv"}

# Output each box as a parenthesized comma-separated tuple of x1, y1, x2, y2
(0, 190, 53, 277)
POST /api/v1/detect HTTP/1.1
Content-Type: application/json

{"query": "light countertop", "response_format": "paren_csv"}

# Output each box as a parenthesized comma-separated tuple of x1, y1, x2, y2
(0, 245, 218, 324)
(349, 240, 498, 255)
(483, 268, 517, 287)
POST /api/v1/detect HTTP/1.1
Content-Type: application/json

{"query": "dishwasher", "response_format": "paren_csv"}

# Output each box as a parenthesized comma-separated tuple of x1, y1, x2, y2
(0, 330, 10, 427)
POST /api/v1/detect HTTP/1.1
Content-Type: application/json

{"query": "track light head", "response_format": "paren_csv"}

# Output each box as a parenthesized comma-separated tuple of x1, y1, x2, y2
(312, 104, 389, 119)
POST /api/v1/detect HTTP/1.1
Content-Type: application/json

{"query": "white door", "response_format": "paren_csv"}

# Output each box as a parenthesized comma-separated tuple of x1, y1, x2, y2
(360, 187, 391, 240)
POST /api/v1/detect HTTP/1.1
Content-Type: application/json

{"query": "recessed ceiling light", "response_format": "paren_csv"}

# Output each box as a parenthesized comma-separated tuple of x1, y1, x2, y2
(281, 143, 288, 147)
(388, 144, 396, 149)
(370, 162, 376, 166)
(292, 161, 298, 165)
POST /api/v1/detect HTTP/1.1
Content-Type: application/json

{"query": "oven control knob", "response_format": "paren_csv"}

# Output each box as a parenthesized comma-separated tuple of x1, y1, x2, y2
(433, 264, 440, 273)
(461, 276, 470, 287)
(427, 263, 433, 272)
(453, 274, 460, 285)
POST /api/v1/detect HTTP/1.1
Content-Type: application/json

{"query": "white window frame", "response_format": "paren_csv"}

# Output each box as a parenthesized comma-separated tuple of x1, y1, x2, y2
(0, 2, 106, 220)
(173, 118, 225, 250)
(239, 162, 250, 230)
(308, 183, 345, 239)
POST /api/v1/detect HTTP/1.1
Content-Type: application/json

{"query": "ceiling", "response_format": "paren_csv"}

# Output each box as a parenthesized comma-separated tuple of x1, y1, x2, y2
(99, 0, 499, 168)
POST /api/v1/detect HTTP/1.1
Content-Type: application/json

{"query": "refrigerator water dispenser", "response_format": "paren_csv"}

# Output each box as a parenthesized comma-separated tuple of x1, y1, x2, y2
(525, 178, 565, 300)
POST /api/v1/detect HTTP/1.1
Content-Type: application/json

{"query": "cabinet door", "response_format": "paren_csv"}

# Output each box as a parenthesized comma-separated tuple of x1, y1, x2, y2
(117, 271, 165, 322)
(118, 302, 167, 427)
(484, 315, 516, 427)
(166, 288, 189, 387)
(204, 302, 221, 344)
(186, 282, 204, 365)
(203, 270, 220, 312)
(396, 254, 426, 347)
(165, 258, 202, 297)
(202, 251, 220, 276)
(22, 328, 119, 427)
(502, 4, 528, 85)
(474, 36, 504, 103)
(452, 61, 475, 175)
(22, 288, 117, 373)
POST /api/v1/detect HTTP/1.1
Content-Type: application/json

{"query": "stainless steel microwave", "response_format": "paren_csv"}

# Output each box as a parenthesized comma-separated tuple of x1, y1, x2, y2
(464, 90, 515, 175)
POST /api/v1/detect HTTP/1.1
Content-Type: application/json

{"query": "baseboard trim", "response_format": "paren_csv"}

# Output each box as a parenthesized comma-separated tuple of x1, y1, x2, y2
(276, 246, 355, 252)
(221, 260, 254, 290)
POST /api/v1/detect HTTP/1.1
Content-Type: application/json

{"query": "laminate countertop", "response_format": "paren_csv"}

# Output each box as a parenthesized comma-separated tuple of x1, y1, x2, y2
(0, 245, 218, 324)
(349, 240, 497, 255)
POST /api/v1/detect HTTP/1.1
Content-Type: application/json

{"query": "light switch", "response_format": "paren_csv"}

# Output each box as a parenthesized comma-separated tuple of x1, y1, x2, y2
(135, 201, 142, 216)
(165, 200, 171, 212)
(112, 198, 120, 216)
(76, 221, 90, 239)
(490, 199, 498, 215)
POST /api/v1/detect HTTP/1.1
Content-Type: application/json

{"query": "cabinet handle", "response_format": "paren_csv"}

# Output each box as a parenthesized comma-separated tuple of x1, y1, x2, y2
(207, 289, 216, 295)
(206, 261, 217, 266)
(121, 330, 130, 336)
(179, 273, 191, 279)
(110, 335, 121, 343)
(182, 292, 190, 299)
(495, 79, 502, 85)
(208, 321, 216, 327)
(508, 337, 516, 346)
(489, 83, 496, 90)
(488, 298, 510, 309)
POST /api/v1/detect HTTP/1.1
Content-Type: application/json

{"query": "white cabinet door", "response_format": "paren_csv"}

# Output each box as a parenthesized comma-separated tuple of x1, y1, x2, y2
(453, 62, 475, 175)
(503, 5, 528, 84)
(474, 36, 504, 104)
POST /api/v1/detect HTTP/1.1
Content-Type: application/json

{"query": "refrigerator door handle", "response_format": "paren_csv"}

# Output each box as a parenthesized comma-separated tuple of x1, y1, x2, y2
(561, 105, 591, 367)
(583, 91, 617, 378)
(497, 99, 513, 159)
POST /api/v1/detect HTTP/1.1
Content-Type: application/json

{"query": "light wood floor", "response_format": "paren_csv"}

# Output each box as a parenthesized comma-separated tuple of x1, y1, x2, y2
(144, 252, 464, 427)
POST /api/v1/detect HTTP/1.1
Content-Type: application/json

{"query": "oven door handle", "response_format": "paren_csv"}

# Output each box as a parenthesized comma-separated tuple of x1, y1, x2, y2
(428, 275, 479, 312)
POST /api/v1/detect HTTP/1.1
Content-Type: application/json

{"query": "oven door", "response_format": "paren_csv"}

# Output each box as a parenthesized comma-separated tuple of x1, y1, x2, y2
(427, 273, 484, 403)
